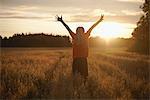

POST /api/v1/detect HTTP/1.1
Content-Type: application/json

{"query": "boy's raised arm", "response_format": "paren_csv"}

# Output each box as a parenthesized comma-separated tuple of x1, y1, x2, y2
(86, 15, 104, 37)
(56, 15, 75, 38)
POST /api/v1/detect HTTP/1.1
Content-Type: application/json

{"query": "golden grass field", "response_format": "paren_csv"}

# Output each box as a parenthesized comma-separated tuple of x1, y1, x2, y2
(0, 47, 150, 99)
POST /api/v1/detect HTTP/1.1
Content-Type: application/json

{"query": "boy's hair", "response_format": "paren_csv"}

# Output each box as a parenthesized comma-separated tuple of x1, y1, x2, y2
(76, 27, 85, 33)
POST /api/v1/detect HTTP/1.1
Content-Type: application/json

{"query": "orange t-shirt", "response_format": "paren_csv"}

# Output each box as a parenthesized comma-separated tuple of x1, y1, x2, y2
(72, 33, 89, 58)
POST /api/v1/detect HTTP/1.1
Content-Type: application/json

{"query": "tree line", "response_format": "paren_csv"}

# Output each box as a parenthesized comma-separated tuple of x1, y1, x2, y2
(129, 0, 149, 54)
(0, 33, 131, 48)
(0, 33, 71, 47)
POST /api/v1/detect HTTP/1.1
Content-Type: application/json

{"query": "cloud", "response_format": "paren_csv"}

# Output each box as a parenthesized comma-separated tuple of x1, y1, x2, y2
(0, 6, 142, 24)
(70, 14, 141, 24)
(0, 8, 53, 20)
(0, 12, 18, 16)
(121, 10, 143, 15)
(92, 9, 117, 16)
(1, 0, 142, 11)
(69, 9, 117, 22)
(117, 0, 144, 3)
(0, 16, 52, 19)
(0, 0, 143, 24)
(68, 9, 142, 23)
(105, 15, 141, 23)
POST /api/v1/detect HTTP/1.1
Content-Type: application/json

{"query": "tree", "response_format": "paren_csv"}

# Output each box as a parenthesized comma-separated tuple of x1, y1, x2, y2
(130, 0, 149, 54)
(1, 33, 72, 47)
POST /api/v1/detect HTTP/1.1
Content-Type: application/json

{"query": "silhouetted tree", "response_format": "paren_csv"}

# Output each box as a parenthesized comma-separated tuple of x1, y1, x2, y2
(130, 0, 149, 54)
(1, 33, 133, 48)
(1, 33, 72, 47)
(0, 36, 1, 45)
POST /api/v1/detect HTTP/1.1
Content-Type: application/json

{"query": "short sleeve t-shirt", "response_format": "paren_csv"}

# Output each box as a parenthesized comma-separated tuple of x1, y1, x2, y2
(72, 33, 89, 58)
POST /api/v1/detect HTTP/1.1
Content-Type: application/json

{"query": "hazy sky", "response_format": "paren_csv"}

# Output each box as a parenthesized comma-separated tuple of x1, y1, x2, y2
(0, 0, 144, 38)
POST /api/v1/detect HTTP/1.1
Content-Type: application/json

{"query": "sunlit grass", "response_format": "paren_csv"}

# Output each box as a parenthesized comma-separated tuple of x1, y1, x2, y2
(0, 48, 149, 99)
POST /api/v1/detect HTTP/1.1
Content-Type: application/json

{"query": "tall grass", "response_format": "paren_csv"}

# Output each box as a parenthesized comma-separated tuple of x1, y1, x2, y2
(0, 48, 149, 99)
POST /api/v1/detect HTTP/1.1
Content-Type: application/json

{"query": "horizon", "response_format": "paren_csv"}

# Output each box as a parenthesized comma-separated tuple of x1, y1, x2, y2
(0, 0, 144, 39)
(0, 31, 132, 40)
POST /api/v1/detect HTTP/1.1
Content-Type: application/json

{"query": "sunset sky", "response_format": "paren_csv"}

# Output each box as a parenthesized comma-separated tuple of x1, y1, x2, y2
(0, 0, 144, 39)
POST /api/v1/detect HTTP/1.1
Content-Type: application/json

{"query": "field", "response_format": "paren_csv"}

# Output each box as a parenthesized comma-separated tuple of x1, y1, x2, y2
(0, 47, 150, 99)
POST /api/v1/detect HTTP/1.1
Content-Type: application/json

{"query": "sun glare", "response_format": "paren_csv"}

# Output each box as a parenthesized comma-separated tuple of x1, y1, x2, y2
(93, 22, 132, 41)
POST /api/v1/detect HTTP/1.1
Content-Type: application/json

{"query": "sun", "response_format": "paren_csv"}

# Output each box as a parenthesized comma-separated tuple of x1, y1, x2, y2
(93, 21, 130, 41)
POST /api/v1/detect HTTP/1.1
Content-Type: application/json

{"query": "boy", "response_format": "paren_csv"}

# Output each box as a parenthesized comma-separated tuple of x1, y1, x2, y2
(56, 15, 104, 80)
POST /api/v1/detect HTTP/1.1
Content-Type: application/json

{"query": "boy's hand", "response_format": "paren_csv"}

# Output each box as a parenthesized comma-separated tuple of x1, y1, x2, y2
(99, 14, 104, 21)
(56, 15, 63, 22)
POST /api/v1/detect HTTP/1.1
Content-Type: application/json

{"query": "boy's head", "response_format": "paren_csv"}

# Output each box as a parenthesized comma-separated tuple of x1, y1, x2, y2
(76, 27, 85, 34)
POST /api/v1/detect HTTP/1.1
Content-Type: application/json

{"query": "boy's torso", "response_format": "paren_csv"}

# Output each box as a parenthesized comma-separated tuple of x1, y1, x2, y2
(72, 33, 89, 58)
